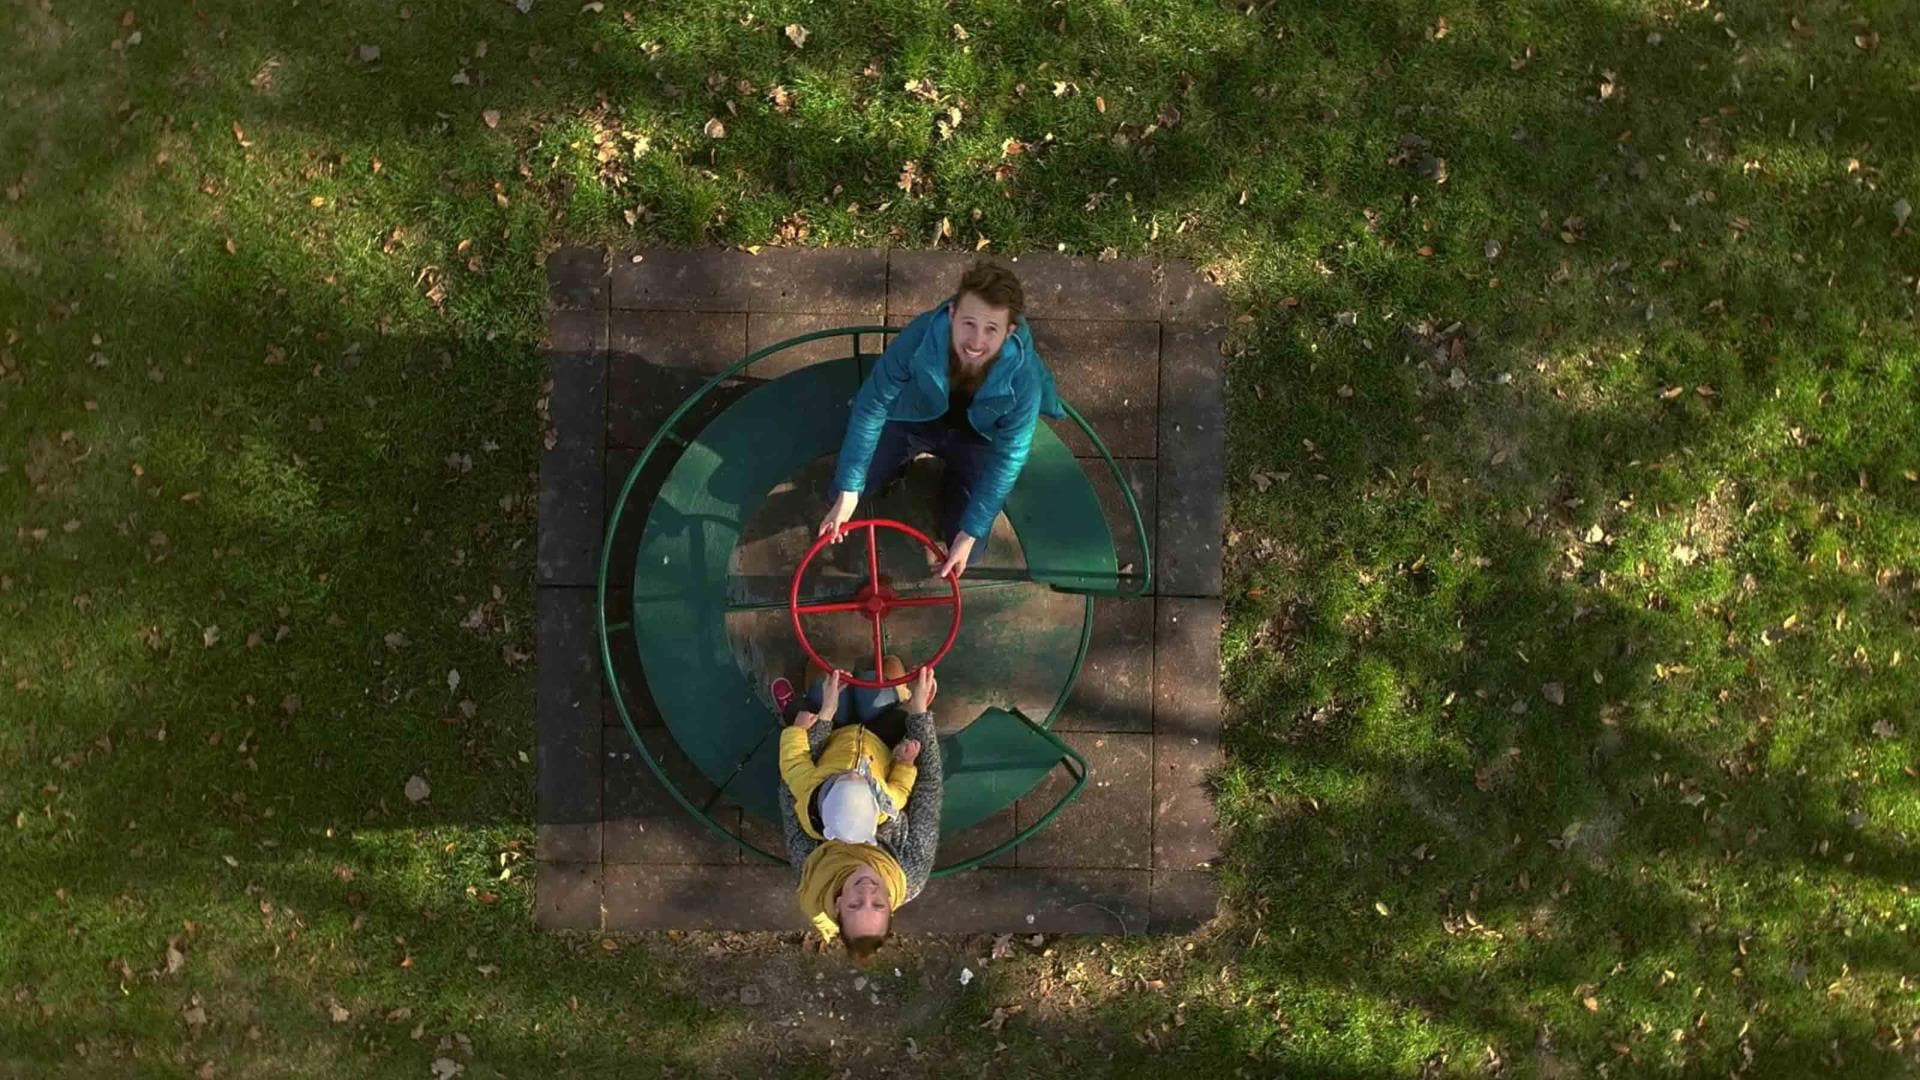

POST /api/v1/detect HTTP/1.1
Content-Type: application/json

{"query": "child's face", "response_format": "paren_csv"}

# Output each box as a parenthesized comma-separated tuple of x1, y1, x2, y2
(949, 292, 1012, 368)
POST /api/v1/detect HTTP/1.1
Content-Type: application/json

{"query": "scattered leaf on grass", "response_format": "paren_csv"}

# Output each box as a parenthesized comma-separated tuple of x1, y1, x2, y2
(405, 775, 431, 803)
(447, 668, 461, 692)
(1374, 901, 1391, 917)
(431, 1058, 465, 1080)
(202, 625, 221, 648)
(358, 44, 381, 63)
(165, 943, 187, 975)
(703, 117, 726, 139)
(1541, 682, 1565, 706)
(385, 631, 410, 650)
(1895, 198, 1911, 229)
(481, 109, 500, 129)
(784, 23, 808, 48)
(328, 1002, 350, 1023)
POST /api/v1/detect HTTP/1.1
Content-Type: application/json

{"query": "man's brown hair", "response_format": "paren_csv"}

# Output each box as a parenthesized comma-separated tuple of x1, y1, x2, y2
(955, 260, 1025, 324)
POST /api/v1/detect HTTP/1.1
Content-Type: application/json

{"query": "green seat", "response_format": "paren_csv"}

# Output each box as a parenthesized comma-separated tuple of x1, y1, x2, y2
(630, 360, 860, 816)
(932, 707, 1087, 875)
(624, 353, 1119, 864)
(1001, 432, 1119, 593)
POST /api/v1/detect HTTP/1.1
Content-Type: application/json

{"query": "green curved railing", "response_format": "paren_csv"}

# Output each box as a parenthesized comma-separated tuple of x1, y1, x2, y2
(595, 324, 1151, 869)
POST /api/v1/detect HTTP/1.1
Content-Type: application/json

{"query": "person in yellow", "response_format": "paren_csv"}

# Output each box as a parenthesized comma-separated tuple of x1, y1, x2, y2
(777, 661, 943, 965)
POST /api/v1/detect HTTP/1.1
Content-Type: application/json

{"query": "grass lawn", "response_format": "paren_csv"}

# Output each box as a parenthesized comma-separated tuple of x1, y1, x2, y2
(4, 0, 1919, 1075)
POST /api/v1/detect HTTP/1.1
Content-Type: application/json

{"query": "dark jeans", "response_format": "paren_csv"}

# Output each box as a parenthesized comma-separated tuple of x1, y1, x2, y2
(862, 419, 994, 567)
(779, 668, 909, 747)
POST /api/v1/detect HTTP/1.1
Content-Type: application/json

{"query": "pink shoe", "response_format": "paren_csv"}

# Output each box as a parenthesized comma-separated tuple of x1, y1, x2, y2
(769, 677, 796, 714)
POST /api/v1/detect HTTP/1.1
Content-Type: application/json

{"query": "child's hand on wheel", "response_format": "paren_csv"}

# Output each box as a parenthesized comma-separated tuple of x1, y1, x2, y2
(894, 738, 921, 765)
(816, 669, 843, 724)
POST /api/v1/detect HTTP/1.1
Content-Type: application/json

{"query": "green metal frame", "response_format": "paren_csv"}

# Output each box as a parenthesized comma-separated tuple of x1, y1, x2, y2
(595, 325, 1149, 866)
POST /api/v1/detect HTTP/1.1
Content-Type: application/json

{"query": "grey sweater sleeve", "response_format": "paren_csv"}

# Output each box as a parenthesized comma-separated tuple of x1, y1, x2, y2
(879, 711, 943, 901)
(777, 720, 834, 880)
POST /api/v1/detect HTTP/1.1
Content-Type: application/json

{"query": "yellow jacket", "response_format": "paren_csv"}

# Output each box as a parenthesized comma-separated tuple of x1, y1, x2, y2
(780, 725, 917, 841)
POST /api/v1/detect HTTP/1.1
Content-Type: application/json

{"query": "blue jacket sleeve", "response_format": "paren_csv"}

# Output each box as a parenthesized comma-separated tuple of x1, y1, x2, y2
(958, 386, 1041, 540)
(831, 318, 925, 496)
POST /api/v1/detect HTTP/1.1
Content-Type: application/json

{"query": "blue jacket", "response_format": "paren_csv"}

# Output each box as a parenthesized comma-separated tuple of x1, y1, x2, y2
(832, 302, 1063, 540)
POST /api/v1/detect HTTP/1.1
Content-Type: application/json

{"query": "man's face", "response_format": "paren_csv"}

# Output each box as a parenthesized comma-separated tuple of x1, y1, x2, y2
(949, 292, 1012, 368)
(835, 866, 892, 939)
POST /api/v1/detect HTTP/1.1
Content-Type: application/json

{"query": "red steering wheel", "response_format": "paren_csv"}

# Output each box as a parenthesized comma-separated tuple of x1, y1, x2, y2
(788, 518, 963, 689)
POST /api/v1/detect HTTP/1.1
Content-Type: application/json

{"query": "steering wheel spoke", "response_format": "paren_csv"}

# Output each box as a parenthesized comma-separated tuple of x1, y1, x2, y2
(790, 518, 964, 689)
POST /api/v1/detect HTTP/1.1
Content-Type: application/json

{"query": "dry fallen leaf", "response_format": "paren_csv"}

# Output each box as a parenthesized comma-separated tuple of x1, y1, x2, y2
(481, 109, 500, 129)
(784, 23, 809, 48)
(703, 117, 727, 139)
(328, 1002, 350, 1023)
(404, 775, 431, 803)
(1541, 682, 1565, 706)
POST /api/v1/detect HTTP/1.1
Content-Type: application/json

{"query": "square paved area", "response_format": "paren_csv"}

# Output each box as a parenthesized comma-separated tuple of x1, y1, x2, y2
(537, 247, 1225, 935)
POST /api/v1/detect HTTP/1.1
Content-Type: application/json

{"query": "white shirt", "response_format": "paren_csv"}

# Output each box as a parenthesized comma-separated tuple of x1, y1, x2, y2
(819, 773, 880, 844)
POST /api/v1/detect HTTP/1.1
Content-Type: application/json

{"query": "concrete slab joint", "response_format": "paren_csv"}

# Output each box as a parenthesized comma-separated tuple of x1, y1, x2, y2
(539, 246, 1225, 934)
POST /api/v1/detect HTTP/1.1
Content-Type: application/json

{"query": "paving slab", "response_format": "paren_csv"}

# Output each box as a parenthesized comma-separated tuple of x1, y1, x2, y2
(535, 861, 602, 931)
(607, 310, 749, 448)
(1153, 597, 1223, 871)
(537, 445, 602, 588)
(604, 864, 795, 931)
(1155, 260, 1229, 327)
(1055, 597, 1154, 733)
(896, 868, 1150, 935)
(937, 807, 1017, 871)
(886, 250, 977, 317)
(538, 589, 602, 847)
(1078, 455, 1155, 586)
(1014, 732, 1152, 869)
(603, 725, 744, 865)
(747, 248, 889, 314)
(543, 308, 608, 355)
(1030, 318, 1159, 459)
(1156, 326, 1225, 598)
(548, 245, 608, 311)
(1150, 870, 1220, 932)
(611, 249, 758, 311)
(745, 312, 885, 380)
(545, 352, 605, 453)
(1005, 252, 1158, 322)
